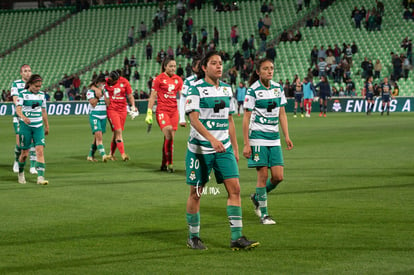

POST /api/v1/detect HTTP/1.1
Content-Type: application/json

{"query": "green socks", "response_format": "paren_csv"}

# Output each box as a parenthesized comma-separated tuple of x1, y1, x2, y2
(88, 144, 97, 157)
(36, 162, 45, 177)
(256, 187, 268, 218)
(97, 144, 106, 157)
(15, 145, 21, 162)
(266, 179, 279, 193)
(227, 205, 243, 240)
(18, 161, 26, 173)
(186, 212, 200, 238)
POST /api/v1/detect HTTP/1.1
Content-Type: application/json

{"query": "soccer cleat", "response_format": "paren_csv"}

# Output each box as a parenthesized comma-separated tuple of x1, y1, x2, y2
(13, 161, 19, 173)
(187, 236, 208, 250)
(102, 155, 111, 162)
(37, 176, 49, 185)
(109, 155, 117, 161)
(305, 113, 310, 118)
(323, 113, 326, 117)
(18, 172, 26, 184)
(230, 236, 259, 251)
(381, 111, 384, 116)
(30, 167, 38, 174)
(160, 165, 167, 172)
(250, 193, 261, 217)
(301, 114, 304, 118)
(319, 112, 322, 117)
(293, 114, 297, 118)
(167, 164, 175, 173)
(261, 215, 276, 225)
(87, 156, 98, 162)
(121, 154, 129, 161)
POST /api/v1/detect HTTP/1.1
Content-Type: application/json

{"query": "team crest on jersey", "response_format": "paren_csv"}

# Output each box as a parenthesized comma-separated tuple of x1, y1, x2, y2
(223, 87, 230, 96)
(273, 88, 281, 97)
(120, 84, 124, 88)
(174, 79, 178, 84)
(189, 171, 196, 181)
(254, 154, 260, 162)
(162, 120, 166, 125)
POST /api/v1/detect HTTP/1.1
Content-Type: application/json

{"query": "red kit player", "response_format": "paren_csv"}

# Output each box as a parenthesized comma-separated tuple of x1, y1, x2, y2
(104, 70, 137, 161)
(145, 57, 183, 172)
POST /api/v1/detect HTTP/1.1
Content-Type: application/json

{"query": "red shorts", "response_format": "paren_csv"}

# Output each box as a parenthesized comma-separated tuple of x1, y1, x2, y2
(156, 110, 179, 131)
(107, 109, 127, 131)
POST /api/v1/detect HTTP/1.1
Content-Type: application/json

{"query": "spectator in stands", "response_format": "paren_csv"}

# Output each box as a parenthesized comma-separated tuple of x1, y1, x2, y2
(140, 90, 149, 100)
(228, 66, 238, 89)
(72, 75, 81, 95)
(402, 55, 410, 79)
(294, 30, 302, 42)
(374, 59, 382, 79)
(265, 44, 276, 61)
(376, 0, 384, 15)
(182, 30, 191, 48)
(230, 25, 239, 45)
(263, 14, 271, 30)
(192, 32, 197, 49)
(167, 46, 174, 58)
(261, 2, 268, 13)
(1, 90, 7, 101)
(326, 52, 335, 66)
(146, 42, 153, 60)
(177, 64, 184, 78)
(344, 44, 353, 65)
(352, 9, 363, 28)
(127, 26, 134, 46)
(345, 78, 356, 96)
(130, 55, 137, 67)
(297, 0, 303, 13)
(147, 76, 154, 93)
(317, 57, 327, 77)
(124, 56, 129, 68)
(333, 63, 343, 83)
(313, 17, 320, 27)
(133, 70, 140, 81)
(185, 17, 193, 33)
(319, 16, 327, 27)
(268, 2, 274, 12)
(332, 86, 338, 96)
(318, 46, 327, 60)
(213, 26, 219, 46)
(351, 42, 358, 54)
(176, 0, 185, 16)
(60, 74, 73, 98)
(176, 15, 184, 33)
(392, 53, 403, 81)
(156, 49, 166, 64)
(54, 87, 64, 101)
(310, 46, 318, 66)
(133, 90, 139, 100)
(140, 21, 147, 39)
(403, 8, 412, 20)
(361, 57, 370, 79)
(306, 16, 313, 28)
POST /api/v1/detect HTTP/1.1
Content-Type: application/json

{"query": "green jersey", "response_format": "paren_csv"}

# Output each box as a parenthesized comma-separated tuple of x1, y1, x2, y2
(17, 89, 47, 128)
(11, 79, 26, 122)
(185, 79, 235, 154)
(86, 89, 107, 119)
(182, 74, 198, 97)
(243, 80, 286, 147)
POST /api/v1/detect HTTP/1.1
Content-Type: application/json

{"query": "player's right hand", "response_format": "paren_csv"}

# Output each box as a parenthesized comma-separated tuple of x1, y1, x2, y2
(145, 109, 153, 125)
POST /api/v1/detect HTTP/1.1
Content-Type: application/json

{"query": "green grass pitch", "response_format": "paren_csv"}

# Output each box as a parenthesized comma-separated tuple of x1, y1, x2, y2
(0, 113, 413, 274)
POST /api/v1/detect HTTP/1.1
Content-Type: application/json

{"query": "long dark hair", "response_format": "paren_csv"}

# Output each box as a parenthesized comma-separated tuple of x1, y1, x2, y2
(88, 75, 106, 88)
(248, 57, 274, 86)
(161, 56, 176, 73)
(24, 74, 42, 89)
(196, 50, 220, 80)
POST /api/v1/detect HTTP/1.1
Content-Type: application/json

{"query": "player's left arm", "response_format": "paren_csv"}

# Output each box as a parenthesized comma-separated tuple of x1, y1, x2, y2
(228, 114, 239, 162)
(279, 106, 293, 150)
(42, 107, 49, 136)
(125, 81, 137, 111)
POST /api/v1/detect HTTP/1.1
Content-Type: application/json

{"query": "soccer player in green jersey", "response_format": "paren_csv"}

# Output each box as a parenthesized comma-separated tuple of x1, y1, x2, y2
(11, 64, 37, 174)
(184, 51, 259, 250)
(15, 74, 49, 185)
(86, 76, 111, 162)
(242, 58, 293, 225)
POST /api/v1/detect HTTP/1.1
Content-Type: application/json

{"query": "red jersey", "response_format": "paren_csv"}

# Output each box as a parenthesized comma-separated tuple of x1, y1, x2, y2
(152, 73, 183, 113)
(104, 76, 132, 112)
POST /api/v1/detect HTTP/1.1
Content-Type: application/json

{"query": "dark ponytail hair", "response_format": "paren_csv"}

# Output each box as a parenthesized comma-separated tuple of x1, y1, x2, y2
(24, 74, 42, 89)
(248, 57, 274, 86)
(196, 50, 220, 80)
(89, 75, 106, 88)
(161, 56, 176, 73)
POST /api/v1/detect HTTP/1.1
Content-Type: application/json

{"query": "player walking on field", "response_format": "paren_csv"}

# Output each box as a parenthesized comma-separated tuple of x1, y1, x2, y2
(15, 74, 49, 185)
(146, 57, 183, 172)
(293, 77, 304, 118)
(104, 70, 137, 161)
(86, 76, 111, 162)
(179, 56, 201, 127)
(302, 77, 316, 117)
(11, 64, 37, 174)
(364, 76, 375, 115)
(243, 58, 293, 225)
(381, 77, 392, 116)
(184, 51, 259, 250)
